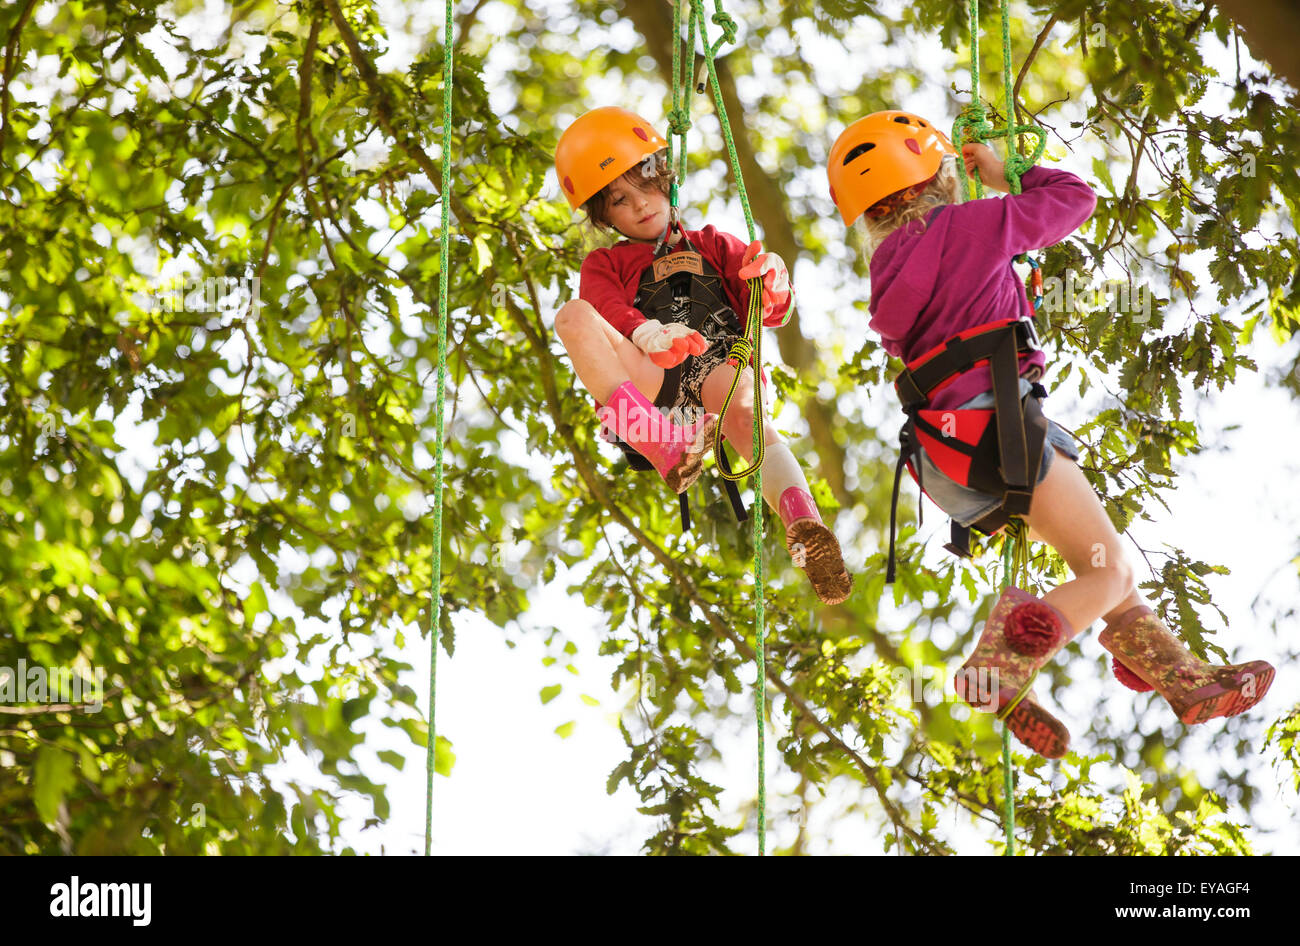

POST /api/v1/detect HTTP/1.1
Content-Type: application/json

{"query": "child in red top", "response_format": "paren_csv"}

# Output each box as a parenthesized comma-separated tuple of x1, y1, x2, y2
(554, 106, 851, 605)
(828, 110, 1274, 757)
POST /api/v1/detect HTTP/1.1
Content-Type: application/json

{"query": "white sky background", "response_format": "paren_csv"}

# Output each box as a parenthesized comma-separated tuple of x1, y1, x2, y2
(19, 0, 1292, 853)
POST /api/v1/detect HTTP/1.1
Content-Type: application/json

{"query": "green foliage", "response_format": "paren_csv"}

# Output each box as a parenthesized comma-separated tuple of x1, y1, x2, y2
(0, 0, 1295, 855)
(1265, 705, 1300, 793)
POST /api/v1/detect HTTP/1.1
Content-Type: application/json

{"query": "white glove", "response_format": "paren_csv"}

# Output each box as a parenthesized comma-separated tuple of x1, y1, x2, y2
(738, 241, 795, 327)
(630, 319, 708, 368)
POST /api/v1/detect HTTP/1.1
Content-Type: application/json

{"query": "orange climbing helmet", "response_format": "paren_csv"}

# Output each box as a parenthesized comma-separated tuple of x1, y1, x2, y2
(554, 106, 670, 211)
(827, 111, 957, 226)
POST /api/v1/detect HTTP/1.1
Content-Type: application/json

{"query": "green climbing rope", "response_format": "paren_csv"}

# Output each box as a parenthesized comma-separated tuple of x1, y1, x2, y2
(688, 0, 766, 484)
(666, 0, 696, 207)
(672, 0, 769, 855)
(425, 0, 454, 858)
(953, 0, 1057, 858)
(997, 524, 1031, 857)
(951, 0, 1047, 200)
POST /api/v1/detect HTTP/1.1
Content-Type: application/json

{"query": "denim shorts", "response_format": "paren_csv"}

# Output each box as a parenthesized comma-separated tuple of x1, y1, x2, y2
(913, 379, 1079, 527)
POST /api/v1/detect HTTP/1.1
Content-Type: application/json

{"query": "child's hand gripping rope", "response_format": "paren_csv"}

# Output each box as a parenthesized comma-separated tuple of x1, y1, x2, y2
(961, 142, 1011, 194)
(738, 240, 795, 327)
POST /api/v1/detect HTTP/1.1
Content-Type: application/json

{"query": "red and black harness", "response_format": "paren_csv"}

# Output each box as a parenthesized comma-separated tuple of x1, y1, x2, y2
(886, 317, 1049, 581)
(603, 228, 748, 530)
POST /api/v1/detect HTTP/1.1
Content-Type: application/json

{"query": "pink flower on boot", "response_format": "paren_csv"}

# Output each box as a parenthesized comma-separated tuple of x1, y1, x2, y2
(1111, 656, 1154, 692)
(1004, 601, 1063, 657)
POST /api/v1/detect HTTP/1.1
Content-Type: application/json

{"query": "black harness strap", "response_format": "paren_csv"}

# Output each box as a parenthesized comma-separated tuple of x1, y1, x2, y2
(715, 446, 750, 523)
(887, 318, 1047, 581)
(894, 318, 1039, 411)
(990, 326, 1031, 513)
(604, 228, 748, 534)
(886, 444, 911, 584)
(607, 425, 746, 532)
(941, 388, 1048, 558)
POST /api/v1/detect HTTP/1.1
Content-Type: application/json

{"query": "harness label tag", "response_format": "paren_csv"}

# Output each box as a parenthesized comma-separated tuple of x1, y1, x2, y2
(653, 252, 704, 281)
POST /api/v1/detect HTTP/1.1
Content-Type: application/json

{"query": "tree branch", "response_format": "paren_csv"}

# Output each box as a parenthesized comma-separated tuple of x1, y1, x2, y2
(0, 0, 40, 168)
(322, 0, 476, 231)
(1012, 14, 1060, 124)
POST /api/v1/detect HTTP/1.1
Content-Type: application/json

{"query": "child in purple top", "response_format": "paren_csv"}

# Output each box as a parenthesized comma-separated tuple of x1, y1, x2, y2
(867, 161, 1093, 410)
(828, 110, 1274, 759)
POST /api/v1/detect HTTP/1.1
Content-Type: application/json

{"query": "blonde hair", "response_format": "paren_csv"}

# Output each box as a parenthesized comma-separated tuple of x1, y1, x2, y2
(854, 155, 963, 262)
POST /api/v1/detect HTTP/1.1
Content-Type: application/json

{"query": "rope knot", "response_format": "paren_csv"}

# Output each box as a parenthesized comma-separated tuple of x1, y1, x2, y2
(1003, 153, 1034, 194)
(726, 337, 753, 367)
(712, 11, 737, 44)
(954, 102, 992, 142)
(666, 107, 691, 137)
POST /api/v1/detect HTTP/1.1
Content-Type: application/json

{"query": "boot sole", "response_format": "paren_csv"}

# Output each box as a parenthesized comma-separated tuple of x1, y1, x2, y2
(954, 673, 1070, 760)
(663, 416, 717, 494)
(1176, 661, 1275, 725)
(785, 519, 852, 605)
(1002, 697, 1071, 760)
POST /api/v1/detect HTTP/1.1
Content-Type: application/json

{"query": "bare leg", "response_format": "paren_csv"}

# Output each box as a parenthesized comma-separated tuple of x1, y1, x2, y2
(554, 299, 663, 405)
(1025, 448, 1144, 632)
(700, 358, 851, 604)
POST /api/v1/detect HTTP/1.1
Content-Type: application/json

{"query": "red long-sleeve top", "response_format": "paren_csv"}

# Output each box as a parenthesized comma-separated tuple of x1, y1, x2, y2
(578, 225, 792, 336)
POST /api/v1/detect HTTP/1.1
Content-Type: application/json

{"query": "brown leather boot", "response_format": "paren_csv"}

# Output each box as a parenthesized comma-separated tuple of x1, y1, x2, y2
(955, 587, 1078, 759)
(778, 488, 852, 606)
(1099, 605, 1275, 724)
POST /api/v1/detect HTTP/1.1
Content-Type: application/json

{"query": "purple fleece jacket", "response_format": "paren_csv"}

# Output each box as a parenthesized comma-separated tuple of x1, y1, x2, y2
(868, 166, 1097, 410)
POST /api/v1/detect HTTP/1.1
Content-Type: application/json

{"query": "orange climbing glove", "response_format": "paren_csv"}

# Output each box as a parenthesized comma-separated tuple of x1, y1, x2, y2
(738, 240, 795, 328)
(631, 319, 709, 369)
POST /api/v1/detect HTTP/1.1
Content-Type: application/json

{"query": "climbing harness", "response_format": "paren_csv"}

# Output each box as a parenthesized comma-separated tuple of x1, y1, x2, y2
(886, 318, 1050, 582)
(602, 222, 751, 531)
(885, 0, 1058, 585)
(635, 232, 745, 421)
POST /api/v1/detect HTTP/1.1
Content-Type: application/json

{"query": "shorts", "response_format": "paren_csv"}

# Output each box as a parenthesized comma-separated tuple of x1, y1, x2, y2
(913, 378, 1079, 527)
(654, 332, 750, 420)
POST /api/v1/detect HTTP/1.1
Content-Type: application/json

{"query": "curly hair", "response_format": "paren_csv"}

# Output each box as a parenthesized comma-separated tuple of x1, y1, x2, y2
(582, 149, 674, 232)
(854, 155, 963, 262)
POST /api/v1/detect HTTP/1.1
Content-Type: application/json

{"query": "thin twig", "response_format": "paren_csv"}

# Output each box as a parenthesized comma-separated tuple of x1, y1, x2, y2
(0, 0, 40, 164)
(1012, 14, 1060, 125)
